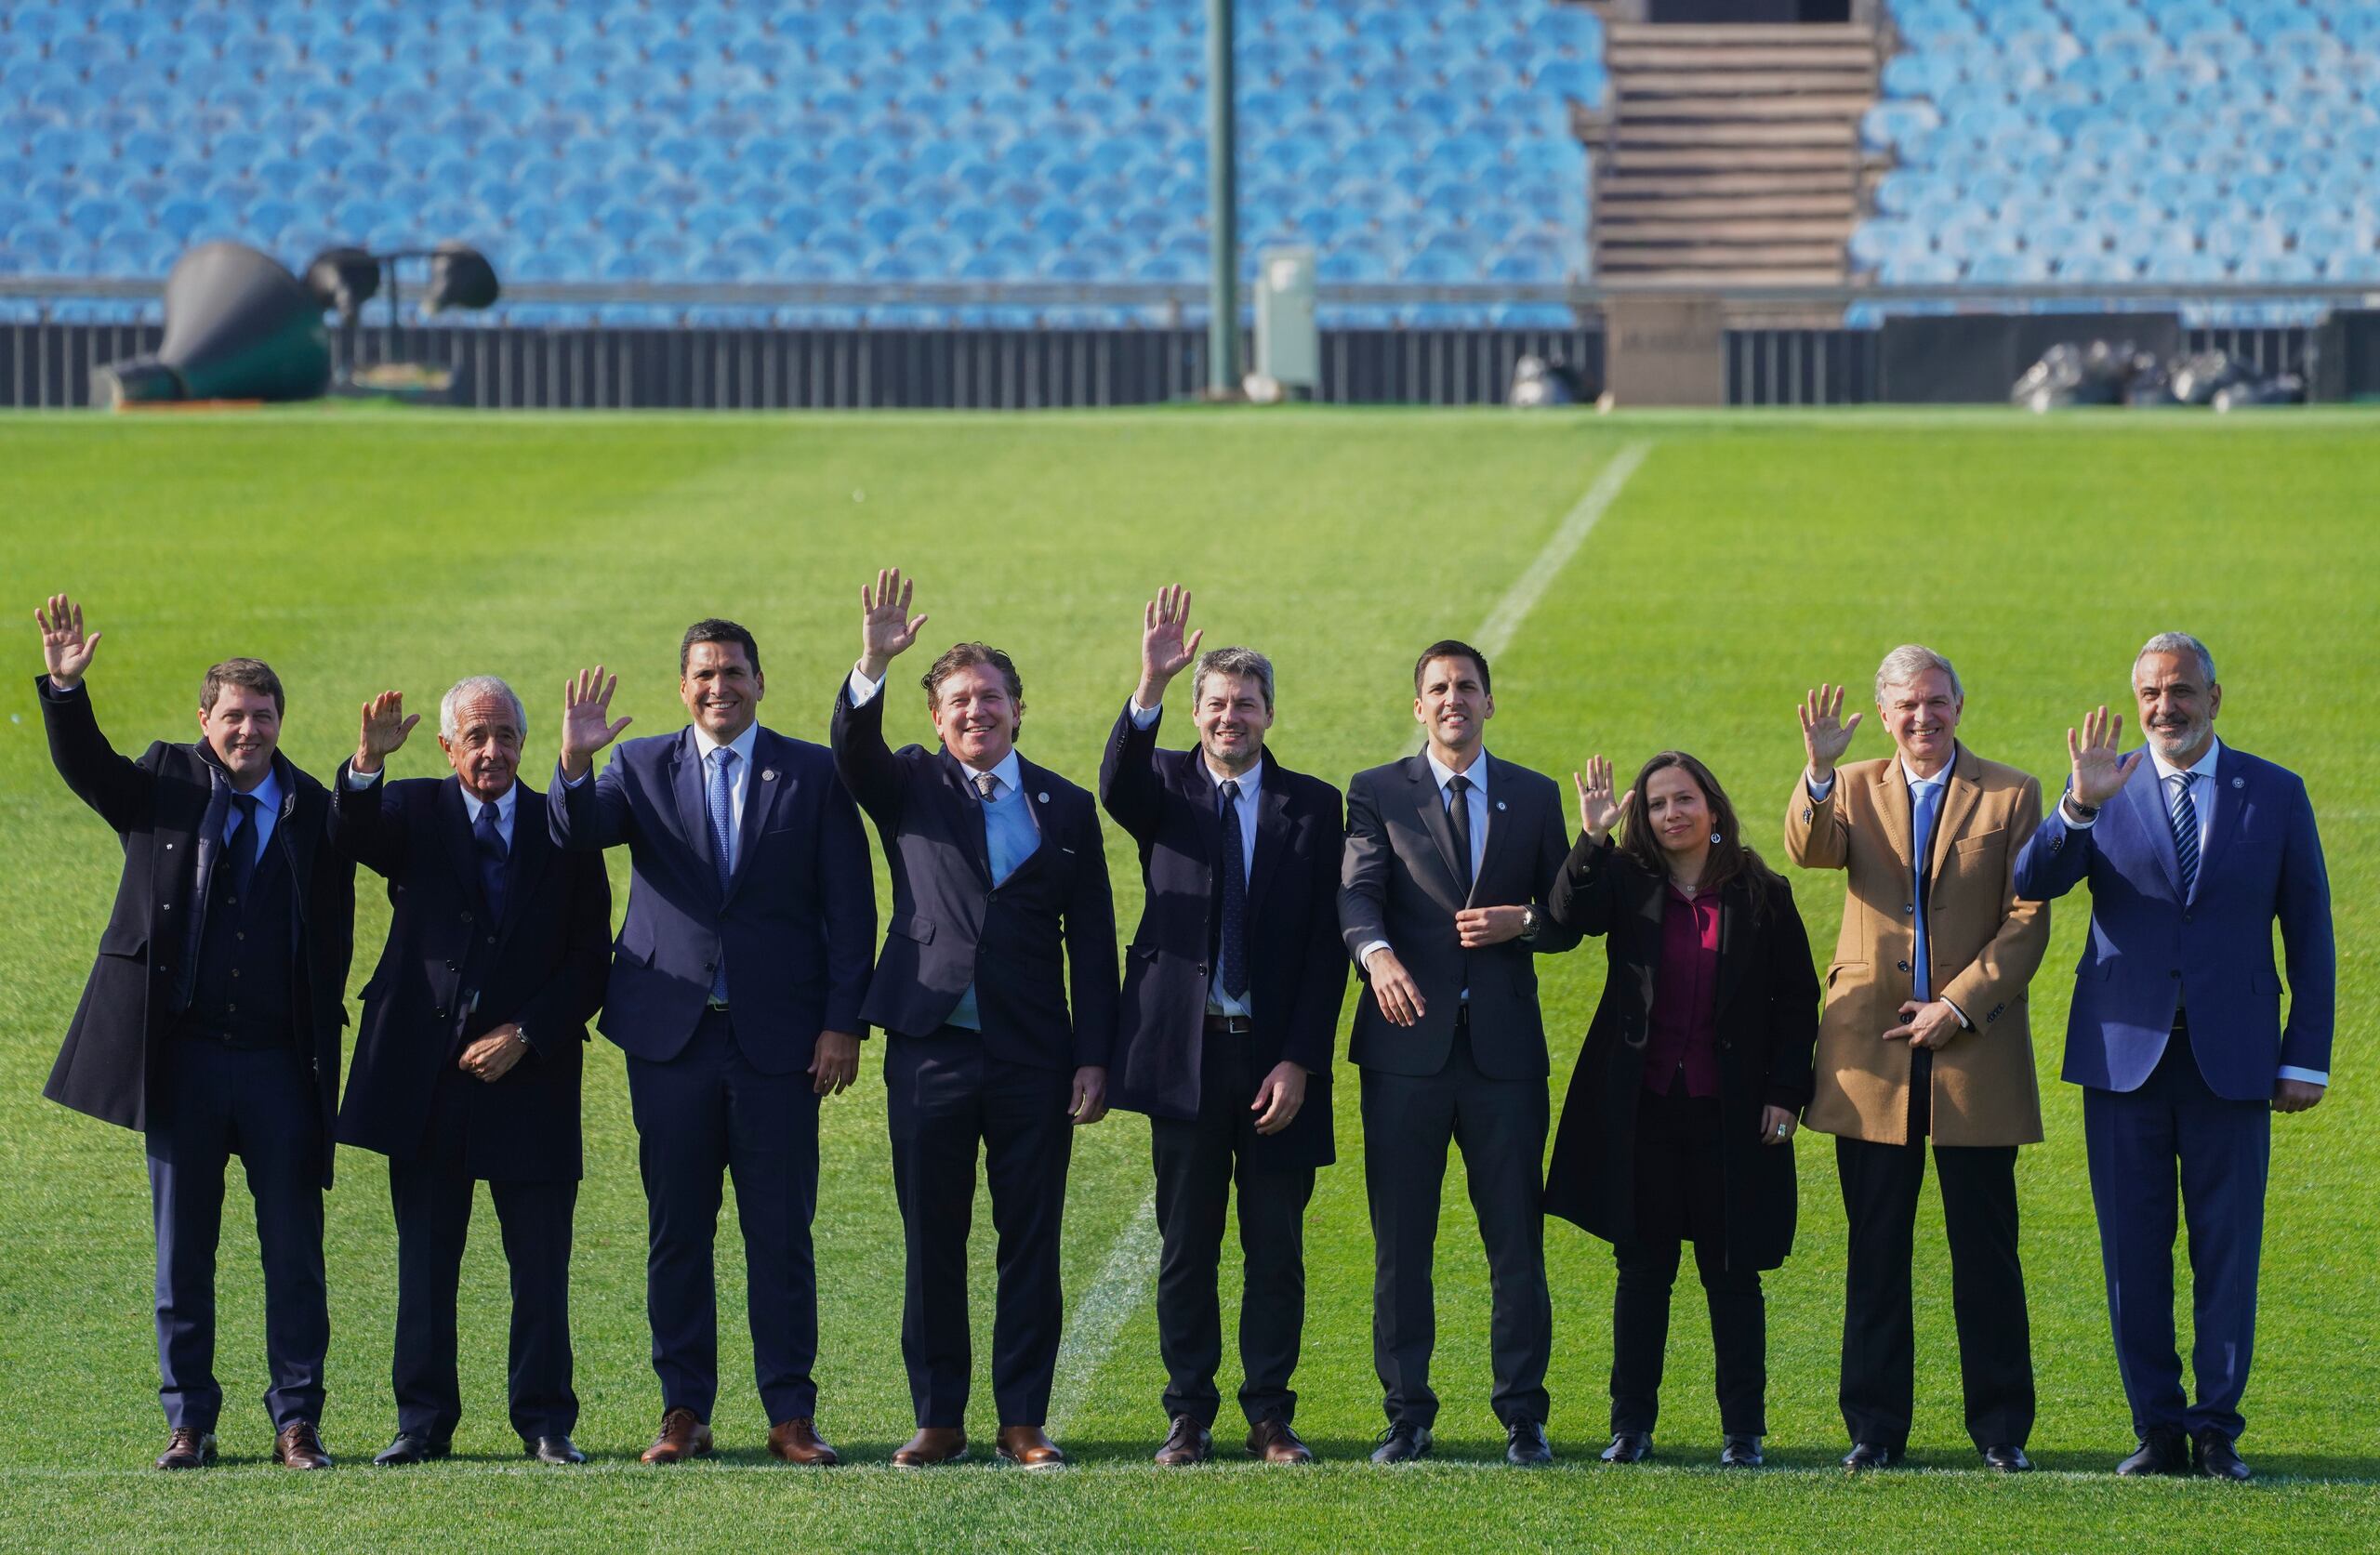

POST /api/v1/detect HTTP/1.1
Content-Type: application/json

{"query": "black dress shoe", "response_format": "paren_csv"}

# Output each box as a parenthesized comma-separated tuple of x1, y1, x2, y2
(1600, 1431, 1652, 1464)
(1719, 1434, 1764, 1468)
(2192, 1429, 2252, 1482)
(1841, 1442, 1901, 1470)
(2116, 1429, 2190, 1477)
(1369, 1422, 1433, 1465)
(1981, 1443, 2032, 1473)
(372, 1431, 450, 1467)
(524, 1435, 587, 1465)
(1505, 1419, 1553, 1467)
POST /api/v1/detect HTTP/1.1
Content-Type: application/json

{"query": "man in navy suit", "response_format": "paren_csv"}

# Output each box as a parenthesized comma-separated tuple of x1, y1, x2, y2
(550, 620, 875, 1467)
(831, 568, 1118, 1471)
(2016, 632, 2333, 1483)
(33, 595, 353, 1472)
(1099, 586, 1346, 1467)
(335, 678, 610, 1468)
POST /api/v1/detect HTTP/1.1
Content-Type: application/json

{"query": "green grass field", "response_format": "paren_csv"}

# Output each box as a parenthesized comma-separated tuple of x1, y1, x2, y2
(1, 407, 2373, 1550)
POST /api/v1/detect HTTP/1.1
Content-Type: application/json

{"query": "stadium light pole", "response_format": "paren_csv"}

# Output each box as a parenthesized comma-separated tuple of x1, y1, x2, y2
(1206, 0, 1238, 396)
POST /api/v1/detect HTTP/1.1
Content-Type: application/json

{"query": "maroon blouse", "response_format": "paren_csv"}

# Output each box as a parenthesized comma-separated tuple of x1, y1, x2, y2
(1642, 881, 1722, 1098)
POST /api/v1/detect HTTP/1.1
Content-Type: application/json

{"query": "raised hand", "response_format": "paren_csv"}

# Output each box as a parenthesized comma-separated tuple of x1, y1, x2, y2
(1136, 583, 1203, 705)
(859, 567, 929, 680)
(1572, 755, 1624, 841)
(352, 690, 421, 773)
(1798, 683, 1863, 781)
(559, 665, 633, 780)
(2068, 704, 2143, 809)
(34, 593, 101, 690)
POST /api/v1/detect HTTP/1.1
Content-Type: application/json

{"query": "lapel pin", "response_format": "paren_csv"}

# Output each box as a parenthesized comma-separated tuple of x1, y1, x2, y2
(2230, 776, 2243, 789)
(1496, 799, 1507, 811)
(1037, 791, 1051, 804)
(762, 769, 777, 782)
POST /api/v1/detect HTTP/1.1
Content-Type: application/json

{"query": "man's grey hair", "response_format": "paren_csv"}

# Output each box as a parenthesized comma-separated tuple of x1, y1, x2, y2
(440, 675, 527, 741)
(2136, 631, 2216, 686)
(1873, 643, 1963, 703)
(1192, 646, 1276, 711)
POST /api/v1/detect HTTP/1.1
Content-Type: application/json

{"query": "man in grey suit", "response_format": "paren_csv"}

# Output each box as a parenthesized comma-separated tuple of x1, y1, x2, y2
(1340, 639, 1583, 1466)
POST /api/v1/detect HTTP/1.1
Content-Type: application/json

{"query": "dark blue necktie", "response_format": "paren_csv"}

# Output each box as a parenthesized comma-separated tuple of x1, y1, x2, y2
(473, 799, 508, 924)
(225, 793, 262, 902)
(2168, 773, 2200, 900)
(1218, 779, 1250, 1002)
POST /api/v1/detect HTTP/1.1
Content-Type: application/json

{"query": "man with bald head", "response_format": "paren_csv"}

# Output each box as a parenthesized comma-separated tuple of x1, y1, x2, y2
(336, 677, 612, 1467)
(2016, 632, 2334, 1483)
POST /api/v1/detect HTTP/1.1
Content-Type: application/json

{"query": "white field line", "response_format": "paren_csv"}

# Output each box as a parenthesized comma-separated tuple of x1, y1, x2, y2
(1040, 441, 1654, 1439)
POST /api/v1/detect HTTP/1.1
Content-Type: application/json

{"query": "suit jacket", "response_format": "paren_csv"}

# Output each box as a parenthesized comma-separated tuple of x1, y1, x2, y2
(2014, 743, 2333, 1100)
(35, 677, 356, 1186)
(1541, 836, 1818, 1271)
(1783, 745, 2052, 1147)
(831, 680, 1118, 1071)
(548, 724, 875, 1075)
(334, 770, 610, 1180)
(1336, 751, 1583, 1079)
(1097, 702, 1346, 1166)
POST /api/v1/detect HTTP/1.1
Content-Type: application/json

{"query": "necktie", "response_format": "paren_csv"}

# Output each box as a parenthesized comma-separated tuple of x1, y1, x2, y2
(2168, 772, 2200, 900)
(473, 799, 509, 925)
(225, 793, 262, 903)
(1446, 772, 1474, 898)
(707, 748, 736, 1002)
(1910, 778, 1944, 1001)
(1218, 779, 1250, 1002)
(975, 771, 998, 803)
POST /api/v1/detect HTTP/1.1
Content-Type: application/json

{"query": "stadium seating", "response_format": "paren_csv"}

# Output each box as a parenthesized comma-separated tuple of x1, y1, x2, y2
(1858, 0, 2379, 320)
(0, 0, 1605, 326)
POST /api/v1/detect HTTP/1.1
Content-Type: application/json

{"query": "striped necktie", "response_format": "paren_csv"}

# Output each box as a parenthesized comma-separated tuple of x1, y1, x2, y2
(2167, 772, 2200, 900)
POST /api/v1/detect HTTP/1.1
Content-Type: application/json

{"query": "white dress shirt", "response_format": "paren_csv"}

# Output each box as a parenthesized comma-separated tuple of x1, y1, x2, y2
(1131, 697, 1263, 1017)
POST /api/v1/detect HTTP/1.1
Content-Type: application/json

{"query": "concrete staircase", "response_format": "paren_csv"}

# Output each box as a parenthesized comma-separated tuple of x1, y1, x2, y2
(1577, 17, 1882, 294)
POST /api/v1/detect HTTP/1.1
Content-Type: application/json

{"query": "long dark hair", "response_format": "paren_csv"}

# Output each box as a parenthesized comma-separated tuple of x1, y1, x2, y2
(1616, 750, 1783, 916)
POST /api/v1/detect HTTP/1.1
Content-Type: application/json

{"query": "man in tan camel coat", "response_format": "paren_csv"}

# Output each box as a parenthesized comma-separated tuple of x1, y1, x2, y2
(1785, 645, 2049, 1475)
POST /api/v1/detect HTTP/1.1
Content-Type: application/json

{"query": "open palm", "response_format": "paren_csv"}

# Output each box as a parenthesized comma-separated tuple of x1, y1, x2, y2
(35, 593, 101, 687)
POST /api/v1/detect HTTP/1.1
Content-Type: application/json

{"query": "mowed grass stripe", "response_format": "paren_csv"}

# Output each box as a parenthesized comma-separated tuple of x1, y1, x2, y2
(0, 409, 2373, 1550)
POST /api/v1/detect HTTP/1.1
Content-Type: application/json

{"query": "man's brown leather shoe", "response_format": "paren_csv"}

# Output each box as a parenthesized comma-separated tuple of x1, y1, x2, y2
(274, 1421, 333, 1469)
(1154, 1415, 1212, 1466)
(1246, 1416, 1315, 1465)
(890, 1427, 968, 1468)
(641, 1407, 714, 1465)
(997, 1424, 1067, 1469)
(767, 1417, 840, 1466)
(155, 1428, 216, 1470)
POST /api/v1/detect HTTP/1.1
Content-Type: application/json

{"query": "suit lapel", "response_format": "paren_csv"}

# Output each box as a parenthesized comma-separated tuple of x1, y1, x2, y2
(440, 776, 492, 915)
(1470, 754, 1522, 907)
(1927, 746, 1982, 895)
(1406, 756, 1467, 902)
(1712, 879, 1752, 1017)
(1247, 766, 1292, 912)
(2192, 745, 2246, 904)
(1871, 761, 1912, 870)
(722, 730, 784, 903)
(669, 730, 720, 901)
(938, 749, 995, 884)
(2117, 756, 2182, 901)
(499, 786, 553, 946)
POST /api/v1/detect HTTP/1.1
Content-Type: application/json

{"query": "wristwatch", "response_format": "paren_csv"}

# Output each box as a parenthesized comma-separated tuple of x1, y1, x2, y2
(1518, 905, 1542, 942)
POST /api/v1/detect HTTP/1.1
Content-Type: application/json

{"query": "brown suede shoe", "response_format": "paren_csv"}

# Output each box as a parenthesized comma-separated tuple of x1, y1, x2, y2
(767, 1417, 840, 1466)
(155, 1428, 217, 1470)
(641, 1407, 714, 1465)
(1154, 1415, 1212, 1467)
(890, 1427, 969, 1468)
(1247, 1416, 1315, 1465)
(997, 1424, 1067, 1469)
(274, 1421, 333, 1470)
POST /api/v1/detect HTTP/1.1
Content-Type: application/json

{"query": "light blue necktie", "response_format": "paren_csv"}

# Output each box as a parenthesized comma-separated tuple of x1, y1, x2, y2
(1911, 776, 1944, 1002)
(707, 746, 736, 1000)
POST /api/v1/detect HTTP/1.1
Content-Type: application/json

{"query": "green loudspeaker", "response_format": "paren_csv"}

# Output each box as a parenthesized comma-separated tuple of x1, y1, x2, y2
(97, 243, 332, 406)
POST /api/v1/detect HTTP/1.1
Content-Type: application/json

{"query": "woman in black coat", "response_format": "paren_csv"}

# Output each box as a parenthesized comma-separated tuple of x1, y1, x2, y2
(1543, 750, 1818, 1469)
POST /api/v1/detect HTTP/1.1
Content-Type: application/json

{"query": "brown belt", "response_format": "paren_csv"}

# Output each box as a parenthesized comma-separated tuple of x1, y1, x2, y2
(1204, 1014, 1254, 1035)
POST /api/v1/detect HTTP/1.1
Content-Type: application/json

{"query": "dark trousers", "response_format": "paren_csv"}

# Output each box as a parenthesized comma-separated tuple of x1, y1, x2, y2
(146, 1037, 327, 1432)
(884, 1029, 1074, 1429)
(387, 1078, 578, 1443)
(1611, 1083, 1765, 1437)
(1360, 1022, 1552, 1430)
(624, 1008, 821, 1424)
(1835, 1135, 2033, 1451)
(2082, 1019, 2270, 1443)
(1149, 1030, 1316, 1429)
